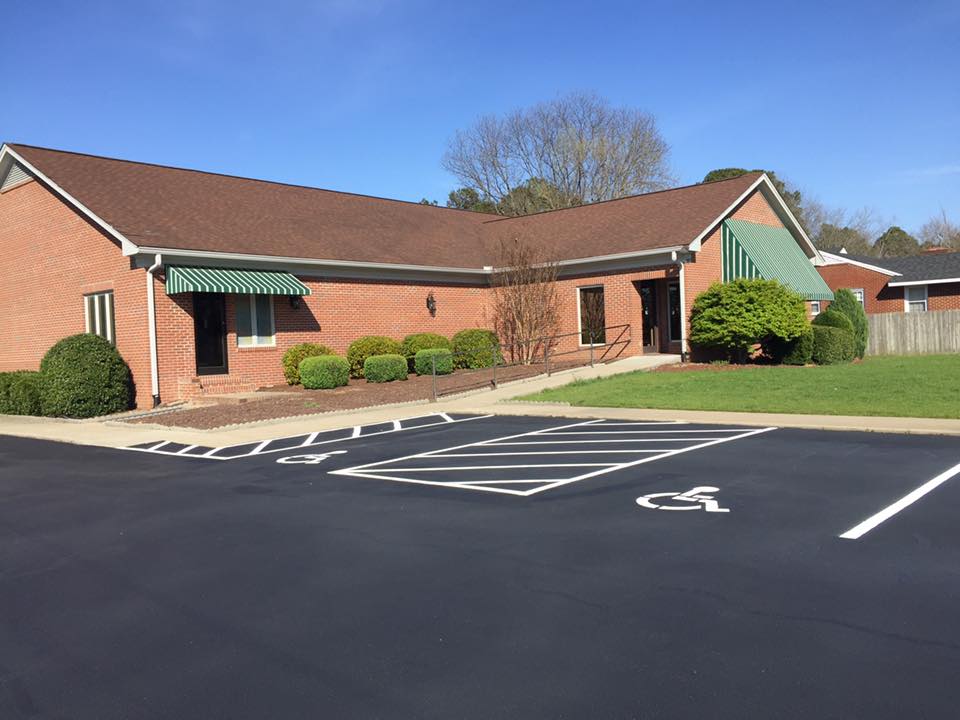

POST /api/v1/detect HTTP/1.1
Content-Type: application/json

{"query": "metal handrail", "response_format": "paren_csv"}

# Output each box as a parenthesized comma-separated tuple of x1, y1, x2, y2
(430, 324, 632, 401)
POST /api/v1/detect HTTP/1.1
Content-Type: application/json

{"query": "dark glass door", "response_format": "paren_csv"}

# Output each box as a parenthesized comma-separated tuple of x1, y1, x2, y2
(638, 280, 659, 352)
(193, 293, 228, 375)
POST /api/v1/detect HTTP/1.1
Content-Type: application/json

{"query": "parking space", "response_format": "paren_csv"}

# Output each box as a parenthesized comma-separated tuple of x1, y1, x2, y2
(2, 417, 960, 717)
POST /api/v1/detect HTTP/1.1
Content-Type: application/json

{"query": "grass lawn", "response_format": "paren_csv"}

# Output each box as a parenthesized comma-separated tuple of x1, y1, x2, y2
(518, 355, 960, 418)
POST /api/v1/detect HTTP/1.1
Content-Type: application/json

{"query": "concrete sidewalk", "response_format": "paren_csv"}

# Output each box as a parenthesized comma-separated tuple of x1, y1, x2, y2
(0, 354, 679, 449)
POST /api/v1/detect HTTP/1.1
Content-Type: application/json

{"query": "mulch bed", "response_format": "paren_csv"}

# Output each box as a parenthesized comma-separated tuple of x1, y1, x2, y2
(127, 361, 583, 430)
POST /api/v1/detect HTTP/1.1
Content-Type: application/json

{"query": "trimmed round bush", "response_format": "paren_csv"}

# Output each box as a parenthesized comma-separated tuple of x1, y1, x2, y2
(401, 333, 451, 370)
(812, 326, 855, 365)
(347, 336, 403, 378)
(762, 326, 814, 366)
(40, 334, 131, 418)
(452, 329, 500, 369)
(7, 372, 42, 415)
(830, 288, 868, 359)
(299, 355, 350, 389)
(363, 354, 408, 383)
(282, 342, 335, 385)
(0, 371, 42, 415)
(415, 348, 453, 376)
(689, 278, 809, 363)
(812, 308, 854, 333)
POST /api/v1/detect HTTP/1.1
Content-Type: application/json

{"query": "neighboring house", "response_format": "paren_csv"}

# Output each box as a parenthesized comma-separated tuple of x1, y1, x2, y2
(0, 143, 833, 408)
(818, 250, 960, 314)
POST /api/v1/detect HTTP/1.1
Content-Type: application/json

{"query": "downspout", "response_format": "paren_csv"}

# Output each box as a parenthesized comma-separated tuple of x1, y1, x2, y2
(677, 255, 688, 363)
(146, 254, 162, 407)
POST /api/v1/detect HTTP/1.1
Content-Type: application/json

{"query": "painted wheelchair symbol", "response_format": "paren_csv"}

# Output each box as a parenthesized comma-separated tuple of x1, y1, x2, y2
(276, 450, 347, 465)
(636, 486, 729, 513)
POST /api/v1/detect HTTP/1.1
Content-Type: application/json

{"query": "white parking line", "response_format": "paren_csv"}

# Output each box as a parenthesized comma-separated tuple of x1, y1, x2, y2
(839, 461, 960, 540)
(124, 413, 492, 460)
(331, 421, 777, 497)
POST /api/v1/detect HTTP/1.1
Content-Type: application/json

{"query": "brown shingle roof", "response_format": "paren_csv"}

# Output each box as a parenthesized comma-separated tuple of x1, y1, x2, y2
(8, 143, 763, 269)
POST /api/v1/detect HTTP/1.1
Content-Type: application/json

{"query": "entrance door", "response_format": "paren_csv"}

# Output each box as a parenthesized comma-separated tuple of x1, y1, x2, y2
(193, 292, 228, 375)
(638, 280, 659, 353)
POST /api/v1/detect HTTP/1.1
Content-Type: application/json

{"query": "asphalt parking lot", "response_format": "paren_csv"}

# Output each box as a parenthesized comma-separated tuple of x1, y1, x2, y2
(2, 414, 960, 718)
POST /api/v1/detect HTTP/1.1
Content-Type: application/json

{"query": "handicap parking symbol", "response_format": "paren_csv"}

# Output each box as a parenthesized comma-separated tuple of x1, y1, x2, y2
(636, 486, 729, 513)
(276, 450, 348, 465)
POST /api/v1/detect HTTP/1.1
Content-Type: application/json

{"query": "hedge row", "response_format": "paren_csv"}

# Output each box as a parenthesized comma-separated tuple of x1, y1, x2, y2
(364, 354, 408, 383)
(342, 330, 499, 379)
(1, 335, 132, 419)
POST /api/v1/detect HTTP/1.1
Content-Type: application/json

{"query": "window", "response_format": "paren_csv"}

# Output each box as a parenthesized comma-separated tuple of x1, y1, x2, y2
(578, 286, 606, 345)
(84, 291, 115, 344)
(667, 282, 682, 341)
(236, 294, 275, 346)
(850, 288, 865, 307)
(905, 285, 928, 313)
(810, 301, 821, 316)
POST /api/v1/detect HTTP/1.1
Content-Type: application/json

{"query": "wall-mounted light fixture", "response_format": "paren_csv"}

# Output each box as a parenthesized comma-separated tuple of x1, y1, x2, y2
(426, 291, 437, 316)
(289, 295, 302, 309)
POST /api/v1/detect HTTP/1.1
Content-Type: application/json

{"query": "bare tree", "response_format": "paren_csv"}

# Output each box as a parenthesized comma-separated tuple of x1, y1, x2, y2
(918, 208, 960, 250)
(489, 236, 561, 364)
(443, 92, 673, 215)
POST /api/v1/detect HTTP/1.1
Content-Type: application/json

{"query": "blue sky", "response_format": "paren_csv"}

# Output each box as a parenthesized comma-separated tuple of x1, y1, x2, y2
(3, 0, 958, 235)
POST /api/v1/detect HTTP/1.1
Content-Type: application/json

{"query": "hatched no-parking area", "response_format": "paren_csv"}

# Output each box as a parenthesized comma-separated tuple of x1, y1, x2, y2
(329, 419, 775, 496)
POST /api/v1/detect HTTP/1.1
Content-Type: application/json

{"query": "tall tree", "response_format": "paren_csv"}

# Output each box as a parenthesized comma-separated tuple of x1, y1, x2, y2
(445, 187, 497, 214)
(443, 92, 673, 216)
(702, 168, 806, 233)
(918, 209, 960, 250)
(874, 226, 920, 257)
(816, 223, 874, 255)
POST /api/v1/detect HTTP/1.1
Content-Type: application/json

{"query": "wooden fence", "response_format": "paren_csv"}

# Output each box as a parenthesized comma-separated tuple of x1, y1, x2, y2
(867, 309, 960, 355)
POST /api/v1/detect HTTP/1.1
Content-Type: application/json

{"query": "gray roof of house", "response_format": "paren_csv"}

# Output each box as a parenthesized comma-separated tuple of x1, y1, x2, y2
(840, 252, 960, 283)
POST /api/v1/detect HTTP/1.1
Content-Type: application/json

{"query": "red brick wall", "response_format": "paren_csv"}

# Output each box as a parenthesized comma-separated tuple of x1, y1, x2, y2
(929, 282, 960, 311)
(816, 263, 902, 313)
(0, 179, 153, 408)
(152, 274, 492, 402)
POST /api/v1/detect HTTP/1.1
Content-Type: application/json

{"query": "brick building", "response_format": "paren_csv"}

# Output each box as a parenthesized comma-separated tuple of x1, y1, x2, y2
(0, 144, 833, 408)
(818, 250, 960, 314)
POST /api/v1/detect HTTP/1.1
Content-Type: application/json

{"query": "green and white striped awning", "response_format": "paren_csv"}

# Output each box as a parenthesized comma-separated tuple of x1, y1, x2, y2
(722, 219, 834, 301)
(165, 266, 311, 296)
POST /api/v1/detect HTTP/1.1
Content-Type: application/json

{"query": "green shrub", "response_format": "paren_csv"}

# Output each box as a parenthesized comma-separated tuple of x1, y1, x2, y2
(282, 343, 335, 385)
(363, 354, 408, 383)
(829, 289, 868, 358)
(812, 326, 855, 365)
(689, 279, 809, 363)
(401, 333, 451, 370)
(452, 329, 500, 369)
(8, 372, 42, 415)
(415, 348, 453, 376)
(347, 336, 403, 378)
(40, 334, 132, 418)
(812, 308, 854, 333)
(299, 355, 350, 389)
(0, 371, 42, 415)
(762, 326, 814, 365)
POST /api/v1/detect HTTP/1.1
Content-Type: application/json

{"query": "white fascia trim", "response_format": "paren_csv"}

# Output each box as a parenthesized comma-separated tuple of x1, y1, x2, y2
(133, 245, 490, 275)
(820, 251, 901, 277)
(135, 244, 687, 277)
(551, 246, 686, 269)
(888, 277, 960, 287)
(0, 144, 141, 255)
(687, 174, 823, 265)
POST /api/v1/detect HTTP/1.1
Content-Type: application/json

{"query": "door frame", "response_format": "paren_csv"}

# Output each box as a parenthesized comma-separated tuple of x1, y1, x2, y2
(637, 279, 661, 353)
(193, 292, 229, 376)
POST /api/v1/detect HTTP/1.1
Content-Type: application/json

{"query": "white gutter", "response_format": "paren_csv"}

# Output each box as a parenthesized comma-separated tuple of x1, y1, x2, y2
(888, 277, 960, 287)
(146, 253, 162, 406)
